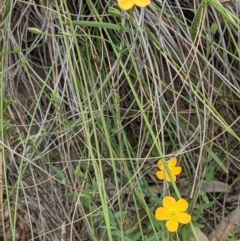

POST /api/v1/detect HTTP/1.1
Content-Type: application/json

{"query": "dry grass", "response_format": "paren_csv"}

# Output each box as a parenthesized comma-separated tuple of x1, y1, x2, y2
(1, 0, 240, 240)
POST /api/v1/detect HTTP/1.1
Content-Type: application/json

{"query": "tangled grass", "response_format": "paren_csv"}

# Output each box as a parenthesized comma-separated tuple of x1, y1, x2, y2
(0, 0, 240, 240)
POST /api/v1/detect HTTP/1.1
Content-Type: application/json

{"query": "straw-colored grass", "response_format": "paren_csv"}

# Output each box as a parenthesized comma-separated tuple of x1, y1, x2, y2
(0, 0, 240, 240)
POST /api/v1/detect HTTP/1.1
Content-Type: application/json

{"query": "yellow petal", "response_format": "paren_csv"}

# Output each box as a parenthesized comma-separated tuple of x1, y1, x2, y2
(118, 0, 134, 10)
(176, 198, 188, 212)
(166, 219, 179, 232)
(172, 166, 182, 175)
(134, 0, 150, 7)
(156, 170, 164, 180)
(155, 207, 171, 220)
(178, 212, 191, 224)
(168, 157, 177, 168)
(166, 173, 176, 182)
(165, 173, 171, 182)
(157, 159, 164, 168)
(163, 196, 176, 209)
(158, 164, 165, 171)
(157, 159, 163, 165)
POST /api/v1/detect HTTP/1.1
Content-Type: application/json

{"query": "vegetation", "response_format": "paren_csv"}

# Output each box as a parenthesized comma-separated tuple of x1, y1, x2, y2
(0, 0, 240, 240)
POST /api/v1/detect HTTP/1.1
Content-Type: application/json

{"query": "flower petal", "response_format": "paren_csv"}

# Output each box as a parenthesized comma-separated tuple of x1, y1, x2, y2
(165, 173, 171, 182)
(163, 196, 176, 209)
(166, 219, 179, 232)
(166, 173, 176, 182)
(118, 0, 134, 10)
(156, 170, 164, 180)
(178, 212, 191, 224)
(155, 207, 171, 220)
(176, 198, 188, 212)
(168, 157, 177, 168)
(172, 166, 182, 175)
(134, 0, 150, 7)
(157, 159, 164, 169)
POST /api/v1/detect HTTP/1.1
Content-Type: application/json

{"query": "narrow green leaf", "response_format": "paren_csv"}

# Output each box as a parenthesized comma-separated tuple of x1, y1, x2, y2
(206, 147, 228, 173)
(208, 0, 238, 26)
(2, 0, 12, 21)
(60, 32, 72, 37)
(71, 20, 119, 30)
(190, 0, 208, 41)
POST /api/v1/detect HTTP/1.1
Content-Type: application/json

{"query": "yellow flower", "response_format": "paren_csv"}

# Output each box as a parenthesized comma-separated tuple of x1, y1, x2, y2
(118, 0, 150, 10)
(156, 157, 182, 182)
(155, 196, 191, 232)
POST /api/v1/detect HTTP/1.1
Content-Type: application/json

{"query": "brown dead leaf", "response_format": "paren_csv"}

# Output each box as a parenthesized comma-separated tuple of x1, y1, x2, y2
(203, 180, 229, 193)
(208, 206, 240, 241)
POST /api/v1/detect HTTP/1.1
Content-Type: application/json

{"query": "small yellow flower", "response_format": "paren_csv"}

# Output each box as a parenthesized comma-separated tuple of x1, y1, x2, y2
(155, 196, 191, 232)
(118, 0, 150, 10)
(156, 157, 182, 182)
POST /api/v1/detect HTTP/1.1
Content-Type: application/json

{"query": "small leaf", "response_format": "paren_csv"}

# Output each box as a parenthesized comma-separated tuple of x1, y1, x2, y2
(108, 7, 122, 18)
(50, 92, 61, 105)
(52, 166, 66, 183)
(64, 192, 77, 199)
(113, 93, 120, 107)
(28, 27, 43, 34)
(210, 22, 218, 35)
(74, 165, 83, 179)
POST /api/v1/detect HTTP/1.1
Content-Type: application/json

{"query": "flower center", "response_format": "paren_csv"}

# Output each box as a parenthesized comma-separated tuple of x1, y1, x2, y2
(170, 210, 177, 217)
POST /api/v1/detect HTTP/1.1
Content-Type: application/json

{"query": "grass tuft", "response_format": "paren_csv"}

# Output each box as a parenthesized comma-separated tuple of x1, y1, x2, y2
(0, 0, 240, 240)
